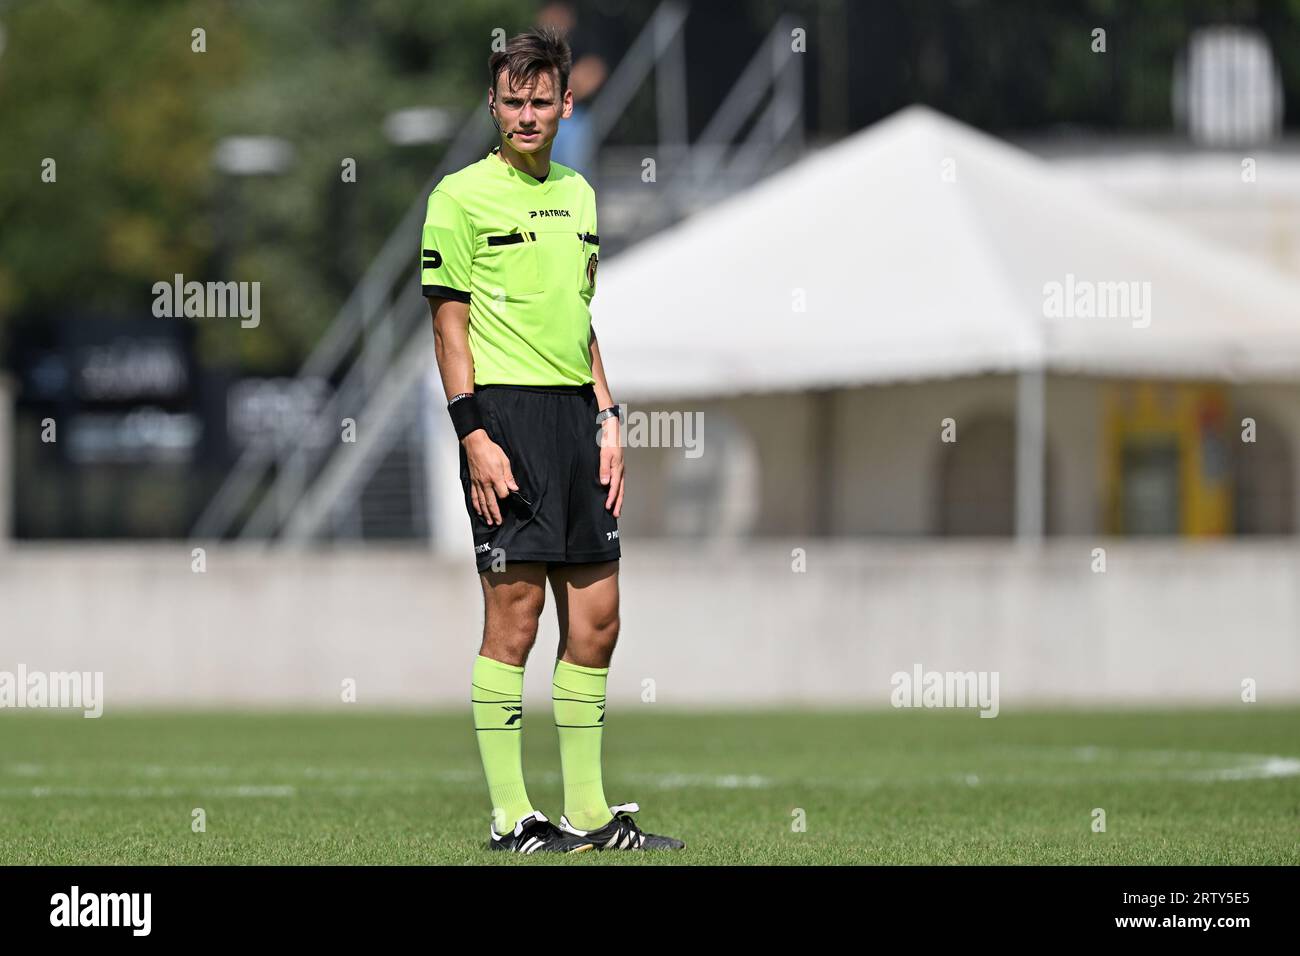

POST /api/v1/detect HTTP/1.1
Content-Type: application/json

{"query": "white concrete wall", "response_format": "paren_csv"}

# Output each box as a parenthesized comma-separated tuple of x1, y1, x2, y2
(2, 540, 1297, 710)
(0, 374, 12, 549)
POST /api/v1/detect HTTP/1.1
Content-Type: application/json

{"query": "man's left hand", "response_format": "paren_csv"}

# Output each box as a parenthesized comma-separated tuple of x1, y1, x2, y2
(599, 417, 624, 518)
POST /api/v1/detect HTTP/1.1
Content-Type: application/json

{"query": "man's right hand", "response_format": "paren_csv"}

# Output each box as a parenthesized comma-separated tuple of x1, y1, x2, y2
(462, 429, 518, 526)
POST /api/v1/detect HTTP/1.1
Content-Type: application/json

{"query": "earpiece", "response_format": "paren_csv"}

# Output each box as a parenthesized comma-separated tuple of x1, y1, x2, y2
(489, 95, 513, 139)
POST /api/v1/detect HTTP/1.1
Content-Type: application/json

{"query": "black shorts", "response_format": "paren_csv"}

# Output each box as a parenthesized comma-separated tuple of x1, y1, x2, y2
(459, 383, 621, 573)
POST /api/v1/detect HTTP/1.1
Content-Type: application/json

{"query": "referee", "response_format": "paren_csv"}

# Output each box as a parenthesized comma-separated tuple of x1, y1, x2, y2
(423, 26, 683, 854)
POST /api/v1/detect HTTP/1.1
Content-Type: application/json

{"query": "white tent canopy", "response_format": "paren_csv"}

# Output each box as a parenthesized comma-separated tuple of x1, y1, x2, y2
(595, 105, 1300, 400)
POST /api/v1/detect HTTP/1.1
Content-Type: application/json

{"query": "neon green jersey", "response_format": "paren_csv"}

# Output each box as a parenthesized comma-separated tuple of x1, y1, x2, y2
(421, 147, 600, 386)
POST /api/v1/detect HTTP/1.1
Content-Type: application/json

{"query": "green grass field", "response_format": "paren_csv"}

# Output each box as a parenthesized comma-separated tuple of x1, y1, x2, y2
(1, 708, 1297, 865)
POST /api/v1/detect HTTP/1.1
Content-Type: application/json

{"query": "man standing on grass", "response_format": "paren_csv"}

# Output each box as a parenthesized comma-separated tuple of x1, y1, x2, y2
(423, 25, 684, 854)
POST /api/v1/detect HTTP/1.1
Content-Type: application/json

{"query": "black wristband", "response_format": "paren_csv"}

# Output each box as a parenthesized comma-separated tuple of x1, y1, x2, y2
(447, 392, 486, 440)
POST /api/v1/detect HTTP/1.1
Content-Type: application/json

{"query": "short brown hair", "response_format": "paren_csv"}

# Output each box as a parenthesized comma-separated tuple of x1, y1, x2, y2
(489, 25, 572, 99)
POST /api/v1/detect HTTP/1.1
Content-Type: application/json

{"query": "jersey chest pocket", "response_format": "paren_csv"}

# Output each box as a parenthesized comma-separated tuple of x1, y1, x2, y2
(508, 229, 598, 297)
(483, 231, 543, 297)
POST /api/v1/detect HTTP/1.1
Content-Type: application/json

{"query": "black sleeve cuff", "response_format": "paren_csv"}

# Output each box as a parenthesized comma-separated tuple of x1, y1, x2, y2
(423, 285, 471, 303)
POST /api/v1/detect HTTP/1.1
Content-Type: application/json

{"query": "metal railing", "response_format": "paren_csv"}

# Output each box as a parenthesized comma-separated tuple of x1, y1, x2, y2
(190, 107, 498, 540)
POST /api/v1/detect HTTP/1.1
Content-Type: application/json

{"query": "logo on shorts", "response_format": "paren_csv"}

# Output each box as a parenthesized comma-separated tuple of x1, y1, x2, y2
(475, 542, 492, 554)
(586, 252, 598, 288)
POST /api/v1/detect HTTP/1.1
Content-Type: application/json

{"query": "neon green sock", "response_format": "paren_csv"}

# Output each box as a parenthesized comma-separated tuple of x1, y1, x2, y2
(472, 655, 535, 833)
(553, 658, 613, 831)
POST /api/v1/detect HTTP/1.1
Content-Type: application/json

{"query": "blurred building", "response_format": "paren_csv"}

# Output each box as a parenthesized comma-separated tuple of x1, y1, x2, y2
(1029, 25, 1300, 283)
(575, 107, 1300, 542)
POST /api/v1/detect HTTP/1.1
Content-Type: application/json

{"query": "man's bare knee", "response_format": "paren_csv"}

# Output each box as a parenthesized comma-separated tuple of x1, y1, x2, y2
(584, 608, 620, 651)
(481, 570, 546, 664)
(485, 608, 542, 662)
(565, 605, 619, 665)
